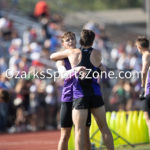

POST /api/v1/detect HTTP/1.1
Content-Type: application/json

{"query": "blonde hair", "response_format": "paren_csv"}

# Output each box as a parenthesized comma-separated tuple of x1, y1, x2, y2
(61, 32, 76, 43)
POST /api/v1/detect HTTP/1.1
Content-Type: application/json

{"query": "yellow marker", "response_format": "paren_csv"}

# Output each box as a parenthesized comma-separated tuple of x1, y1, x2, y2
(132, 111, 138, 144)
(119, 111, 127, 145)
(126, 111, 133, 144)
(142, 113, 149, 143)
(68, 127, 75, 150)
(138, 111, 144, 143)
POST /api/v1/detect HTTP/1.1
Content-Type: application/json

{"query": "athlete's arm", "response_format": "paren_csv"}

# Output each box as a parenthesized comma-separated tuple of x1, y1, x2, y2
(56, 60, 65, 71)
(56, 60, 73, 79)
(141, 54, 149, 88)
(90, 49, 101, 66)
(56, 60, 86, 79)
(90, 49, 106, 70)
(56, 60, 72, 79)
(50, 49, 70, 61)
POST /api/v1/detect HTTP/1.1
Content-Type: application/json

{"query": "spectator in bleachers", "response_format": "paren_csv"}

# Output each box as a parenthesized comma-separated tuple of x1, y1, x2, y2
(0, 89, 9, 132)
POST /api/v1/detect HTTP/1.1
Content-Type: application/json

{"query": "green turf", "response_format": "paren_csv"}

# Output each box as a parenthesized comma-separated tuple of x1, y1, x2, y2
(116, 144, 150, 150)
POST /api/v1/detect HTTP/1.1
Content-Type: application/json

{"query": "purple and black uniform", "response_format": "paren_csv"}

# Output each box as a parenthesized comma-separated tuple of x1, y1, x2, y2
(142, 69, 150, 116)
(145, 70, 150, 97)
(61, 58, 73, 103)
(73, 47, 104, 109)
(60, 58, 73, 127)
(60, 58, 91, 127)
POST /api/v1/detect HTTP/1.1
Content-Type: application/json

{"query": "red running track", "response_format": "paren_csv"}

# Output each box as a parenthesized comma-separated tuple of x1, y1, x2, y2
(0, 130, 60, 150)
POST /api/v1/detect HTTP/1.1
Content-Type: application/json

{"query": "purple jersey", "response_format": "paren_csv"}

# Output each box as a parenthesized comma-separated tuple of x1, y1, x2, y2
(73, 71, 102, 99)
(145, 69, 150, 96)
(61, 58, 73, 102)
(73, 47, 102, 99)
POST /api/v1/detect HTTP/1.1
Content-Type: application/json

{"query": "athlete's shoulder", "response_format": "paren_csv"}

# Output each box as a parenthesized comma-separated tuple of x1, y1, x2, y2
(64, 49, 71, 53)
(74, 48, 80, 51)
(90, 49, 102, 67)
(143, 52, 150, 59)
(50, 49, 70, 61)
(92, 48, 100, 52)
(92, 49, 101, 55)
(142, 52, 150, 64)
(71, 48, 81, 53)
(64, 48, 79, 53)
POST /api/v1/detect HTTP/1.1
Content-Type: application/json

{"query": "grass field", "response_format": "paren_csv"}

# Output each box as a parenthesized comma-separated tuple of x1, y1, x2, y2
(97, 144, 150, 150)
(116, 144, 150, 150)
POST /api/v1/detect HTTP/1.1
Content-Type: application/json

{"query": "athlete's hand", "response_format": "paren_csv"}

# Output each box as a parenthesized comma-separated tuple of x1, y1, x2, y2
(139, 87, 145, 101)
(74, 66, 87, 80)
(74, 66, 86, 73)
(98, 63, 106, 72)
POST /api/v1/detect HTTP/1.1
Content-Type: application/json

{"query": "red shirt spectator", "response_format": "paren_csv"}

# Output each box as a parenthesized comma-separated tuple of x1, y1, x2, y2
(34, 1, 49, 18)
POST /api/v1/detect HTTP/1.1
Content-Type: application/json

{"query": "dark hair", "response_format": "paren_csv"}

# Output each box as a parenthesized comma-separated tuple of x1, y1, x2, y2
(0, 89, 9, 103)
(80, 29, 95, 47)
(136, 36, 149, 49)
(61, 31, 76, 43)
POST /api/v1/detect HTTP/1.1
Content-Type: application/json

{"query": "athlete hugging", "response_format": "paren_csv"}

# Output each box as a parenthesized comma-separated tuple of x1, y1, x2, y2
(50, 30, 114, 150)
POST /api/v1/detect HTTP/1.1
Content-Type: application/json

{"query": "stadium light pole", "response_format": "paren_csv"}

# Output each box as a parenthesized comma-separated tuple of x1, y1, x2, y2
(146, 0, 150, 41)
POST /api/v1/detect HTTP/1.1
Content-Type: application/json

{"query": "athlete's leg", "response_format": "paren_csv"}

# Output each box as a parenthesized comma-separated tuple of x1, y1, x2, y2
(58, 102, 73, 150)
(84, 127, 91, 150)
(72, 108, 88, 150)
(84, 109, 91, 150)
(58, 127, 72, 150)
(143, 95, 150, 140)
(91, 106, 114, 150)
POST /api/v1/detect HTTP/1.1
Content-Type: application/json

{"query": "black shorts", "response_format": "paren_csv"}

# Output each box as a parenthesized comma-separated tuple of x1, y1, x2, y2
(60, 102, 91, 128)
(73, 95, 104, 109)
(141, 94, 150, 117)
